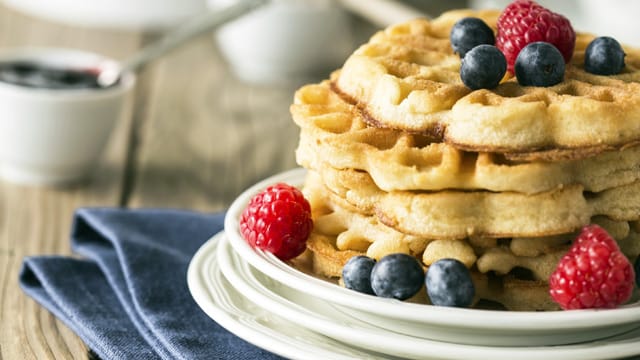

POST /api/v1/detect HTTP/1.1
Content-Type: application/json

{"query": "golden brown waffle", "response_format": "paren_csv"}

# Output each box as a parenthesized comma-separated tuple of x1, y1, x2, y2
(312, 165, 640, 239)
(333, 9, 640, 156)
(306, 231, 585, 311)
(473, 274, 558, 311)
(301, 174, 640, 311)
(293, 81, 640, 194)
(304, 170, 640, 269)
(306, 233, 557, 311)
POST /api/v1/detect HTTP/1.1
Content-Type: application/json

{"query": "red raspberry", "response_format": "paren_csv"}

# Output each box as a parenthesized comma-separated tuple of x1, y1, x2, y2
(549, 225, 635, 310)
(239, 183, 312, 260)
(496, 0, 576, 73)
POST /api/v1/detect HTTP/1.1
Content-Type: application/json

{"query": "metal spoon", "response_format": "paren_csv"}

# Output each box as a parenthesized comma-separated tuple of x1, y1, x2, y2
(339, 0, 427, 27)
(97, 0, 268, 87)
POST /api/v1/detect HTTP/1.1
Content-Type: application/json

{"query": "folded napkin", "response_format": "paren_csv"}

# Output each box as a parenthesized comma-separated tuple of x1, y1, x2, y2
(19, 208, 282, 360)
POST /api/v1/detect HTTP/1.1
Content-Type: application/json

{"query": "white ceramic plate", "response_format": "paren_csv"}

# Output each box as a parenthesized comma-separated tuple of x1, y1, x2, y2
(187, 232, 387, 360)
(224, 168, 640, 347)
(189, 232, 640, 360)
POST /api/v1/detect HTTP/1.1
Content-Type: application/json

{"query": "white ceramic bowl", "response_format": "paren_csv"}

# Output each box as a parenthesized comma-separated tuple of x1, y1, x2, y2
(0, 48, 135, 186)
(209, 0, 353, 85)
(3, 0, 207, 30)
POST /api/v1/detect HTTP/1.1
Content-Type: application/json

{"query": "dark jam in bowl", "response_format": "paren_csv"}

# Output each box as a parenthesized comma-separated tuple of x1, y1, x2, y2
(0, 61, 107, 89)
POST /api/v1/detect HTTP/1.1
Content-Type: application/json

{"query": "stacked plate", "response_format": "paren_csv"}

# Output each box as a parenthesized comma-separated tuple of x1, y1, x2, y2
(187, 168, 640, 360)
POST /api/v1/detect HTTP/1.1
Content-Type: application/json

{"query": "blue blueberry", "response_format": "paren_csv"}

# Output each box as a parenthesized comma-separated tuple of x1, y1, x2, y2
(425, 258, 475, 307)
(342, 255, 376, 295)
(450, 17, 495, 58)
(370, 253, 424, 300)
(585, 36, 625, 75)
(515, 42, 565, 87)
(460, 44, 506, 90)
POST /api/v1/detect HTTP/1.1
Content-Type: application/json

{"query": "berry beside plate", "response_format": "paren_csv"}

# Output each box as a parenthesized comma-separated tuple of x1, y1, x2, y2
(239, 183, 313, 261)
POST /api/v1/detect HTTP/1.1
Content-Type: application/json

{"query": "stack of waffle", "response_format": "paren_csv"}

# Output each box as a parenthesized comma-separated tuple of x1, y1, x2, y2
(290, 9, 640, 311)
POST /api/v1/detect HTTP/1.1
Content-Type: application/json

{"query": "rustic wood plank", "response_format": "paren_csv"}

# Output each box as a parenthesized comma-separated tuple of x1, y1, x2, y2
(0, 4, 143, 359)
(122, 10, 402, 214)
(127, 36, 306, 211)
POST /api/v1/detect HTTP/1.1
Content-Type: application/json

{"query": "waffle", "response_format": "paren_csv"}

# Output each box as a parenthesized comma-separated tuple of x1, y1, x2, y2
(333, 9, 640, 156)
(284, 4, 640, 311)
(301, 173, 640, 311)
(306, 232, 559, 311)
(312, 164, 640, 239)
(293, 81, 640, 194)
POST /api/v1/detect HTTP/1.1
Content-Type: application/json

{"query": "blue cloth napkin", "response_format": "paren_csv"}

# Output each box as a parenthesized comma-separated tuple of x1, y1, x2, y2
(19, 208, 282, 360)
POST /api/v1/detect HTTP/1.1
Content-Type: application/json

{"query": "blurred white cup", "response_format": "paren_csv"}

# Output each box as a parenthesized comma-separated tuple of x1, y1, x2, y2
(469, 0, 586, 30)
(470, 0, 640, 47)
(209, 0, 354, 85)
(580, 0, 640, 46)
(0, 48, 135, 186)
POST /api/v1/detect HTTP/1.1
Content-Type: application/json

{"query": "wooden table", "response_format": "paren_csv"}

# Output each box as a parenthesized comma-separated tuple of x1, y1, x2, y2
(0, 2, 464, 358)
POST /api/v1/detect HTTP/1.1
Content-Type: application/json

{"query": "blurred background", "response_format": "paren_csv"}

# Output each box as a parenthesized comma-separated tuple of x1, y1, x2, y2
(0, 0, 635, 206)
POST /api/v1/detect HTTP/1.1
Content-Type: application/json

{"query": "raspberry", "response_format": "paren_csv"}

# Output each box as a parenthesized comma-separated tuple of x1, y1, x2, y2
(496, 0, 576, 73)
(549, 225, 636, 310)
(635, 257, 640, 287)
(239, 183, 312, 260)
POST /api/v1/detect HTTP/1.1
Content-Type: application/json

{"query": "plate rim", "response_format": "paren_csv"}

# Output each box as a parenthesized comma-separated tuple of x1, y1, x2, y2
(187, 232, 317, 360)
(223, 167, 640, 331)
(187, 231, 387, 360)
(202, 232, 640, 360)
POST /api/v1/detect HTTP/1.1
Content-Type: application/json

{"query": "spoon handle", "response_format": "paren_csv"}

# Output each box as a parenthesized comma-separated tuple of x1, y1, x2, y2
(339, 0, 427, 27)
(99, 0, 267, 86)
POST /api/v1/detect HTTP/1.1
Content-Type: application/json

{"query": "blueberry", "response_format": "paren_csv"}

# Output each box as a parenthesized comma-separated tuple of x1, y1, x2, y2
(370, 253, 424, 300)
(460, 45, 506, 90)
(515, 42, 565, 87)
(425, 258, 475, 307)
(342, 255, 376, 295)
(450, 17, 495, 58)
(585, 36, 625, 75)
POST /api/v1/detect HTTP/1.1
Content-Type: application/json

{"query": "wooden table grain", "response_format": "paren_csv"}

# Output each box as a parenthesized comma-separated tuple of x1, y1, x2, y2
(0, 1, 473, 358)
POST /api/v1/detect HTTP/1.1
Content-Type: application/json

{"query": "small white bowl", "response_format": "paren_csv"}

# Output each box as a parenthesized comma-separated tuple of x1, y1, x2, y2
(209, 0, 354, 85)
(0, 48, 136, 187)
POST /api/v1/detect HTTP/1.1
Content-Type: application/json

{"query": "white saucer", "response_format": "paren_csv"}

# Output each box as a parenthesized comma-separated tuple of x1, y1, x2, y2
(188, 232, 640, 360)
(223, 168, 640, 347)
